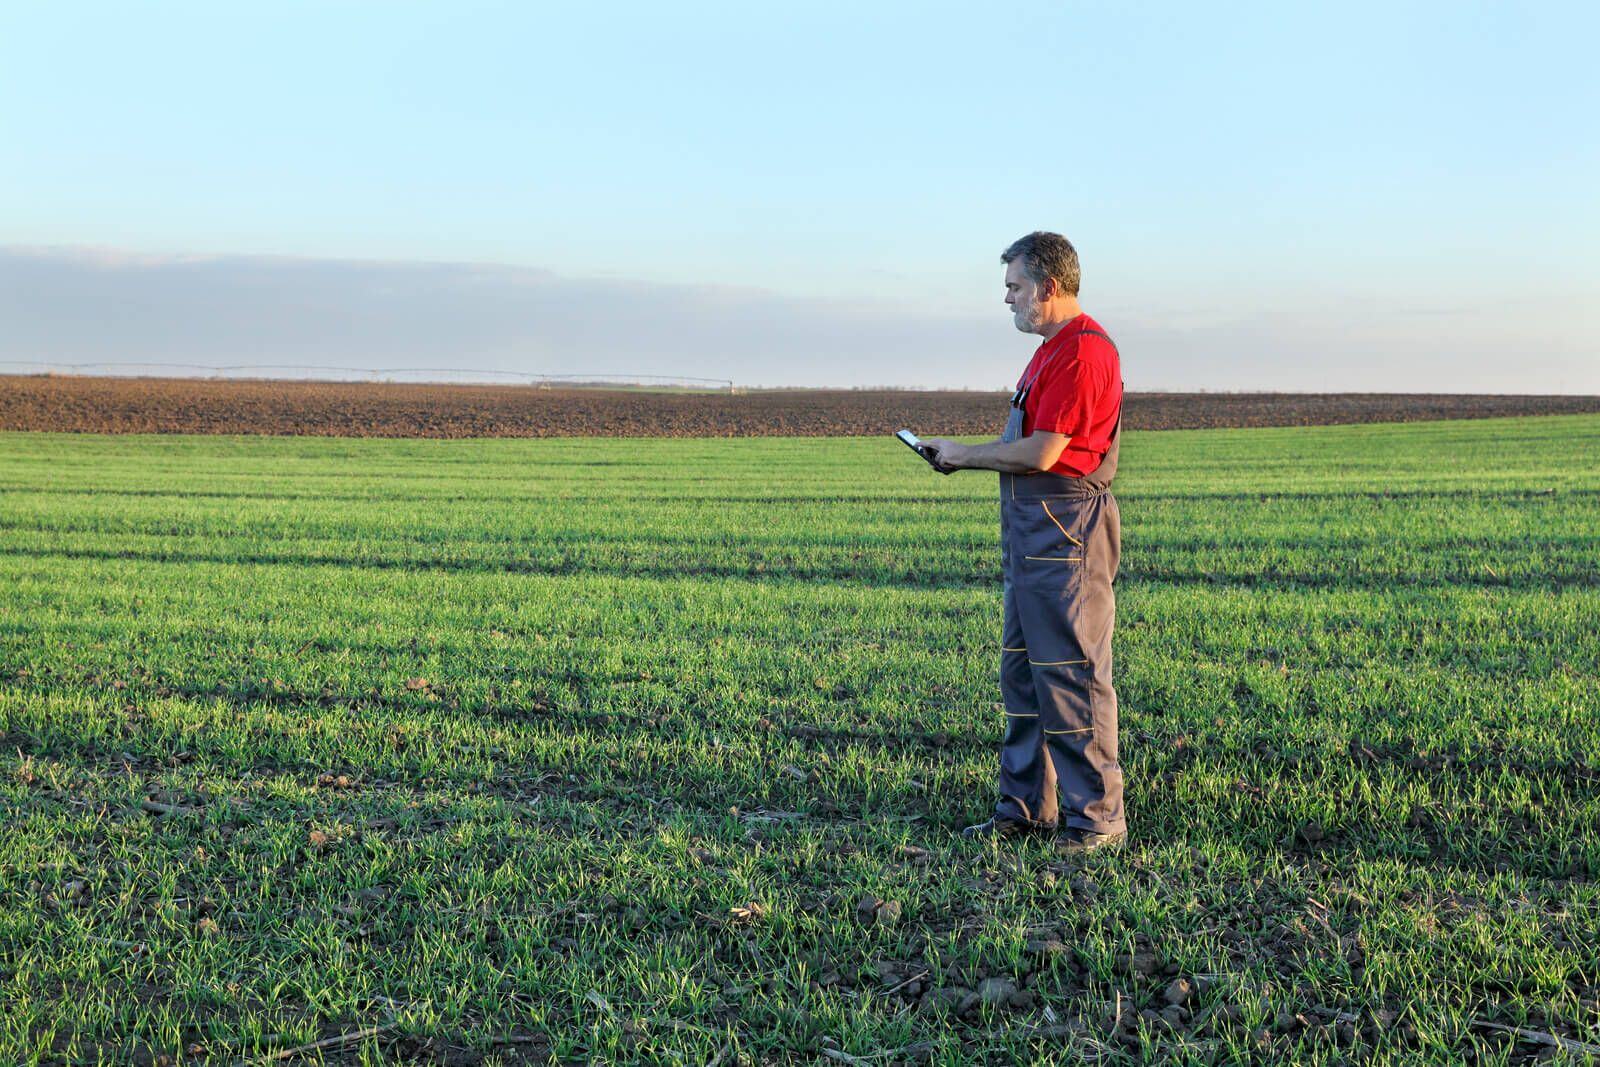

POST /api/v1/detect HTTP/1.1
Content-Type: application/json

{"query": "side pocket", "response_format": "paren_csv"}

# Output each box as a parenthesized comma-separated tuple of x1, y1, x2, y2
(1040, 500, 1083, 547)
(1023, 499, 1083, 563)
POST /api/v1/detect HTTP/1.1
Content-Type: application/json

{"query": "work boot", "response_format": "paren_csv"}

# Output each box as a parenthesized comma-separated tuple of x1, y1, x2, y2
(961, 816, 1057, 840)
(1054, 827, 1126, 854)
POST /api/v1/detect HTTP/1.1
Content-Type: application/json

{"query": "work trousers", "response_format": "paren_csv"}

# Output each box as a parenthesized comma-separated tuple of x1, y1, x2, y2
(993, 473, 1126, 834)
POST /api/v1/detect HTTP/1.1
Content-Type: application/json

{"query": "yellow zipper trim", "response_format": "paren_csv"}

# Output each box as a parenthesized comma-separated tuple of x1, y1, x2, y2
(1002, 646, 1028, 653)
(1045, 726, 1093, 735)
(1029, 658, 1090, 667)
(1024, 555, 1082, 562)
(1040, 500, 1084, 546)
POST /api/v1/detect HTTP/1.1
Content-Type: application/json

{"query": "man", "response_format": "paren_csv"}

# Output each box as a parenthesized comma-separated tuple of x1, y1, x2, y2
(924, 231, 1126, 853)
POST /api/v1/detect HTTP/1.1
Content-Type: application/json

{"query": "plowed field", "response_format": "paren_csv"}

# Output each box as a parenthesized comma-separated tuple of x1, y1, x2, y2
(4, 374, 1598, 437)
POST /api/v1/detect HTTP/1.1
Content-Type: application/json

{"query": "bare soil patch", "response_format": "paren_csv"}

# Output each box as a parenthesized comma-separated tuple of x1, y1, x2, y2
(4, 374, 1598, 437)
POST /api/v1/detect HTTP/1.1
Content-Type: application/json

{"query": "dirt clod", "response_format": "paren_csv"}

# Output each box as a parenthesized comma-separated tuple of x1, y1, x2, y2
(978, 977, 1018, 1008)
(1119, 950, 1161, 977)
(926, 985, 980, 1017)
(855, 894, 901, 927)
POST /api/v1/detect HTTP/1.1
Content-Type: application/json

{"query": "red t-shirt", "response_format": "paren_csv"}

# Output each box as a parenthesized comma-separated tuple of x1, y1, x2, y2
(1016, 314, 1122, 477)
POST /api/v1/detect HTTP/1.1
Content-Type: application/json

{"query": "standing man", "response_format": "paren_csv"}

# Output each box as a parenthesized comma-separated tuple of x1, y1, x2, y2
(924, 231, 1126, 853)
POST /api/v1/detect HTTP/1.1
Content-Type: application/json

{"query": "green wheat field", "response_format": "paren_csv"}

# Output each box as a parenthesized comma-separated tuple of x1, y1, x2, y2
(2, 415, 1598, 1065)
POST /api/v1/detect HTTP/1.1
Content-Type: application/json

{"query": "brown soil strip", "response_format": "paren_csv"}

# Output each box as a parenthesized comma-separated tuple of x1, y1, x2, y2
(4, 375, 1598, 437)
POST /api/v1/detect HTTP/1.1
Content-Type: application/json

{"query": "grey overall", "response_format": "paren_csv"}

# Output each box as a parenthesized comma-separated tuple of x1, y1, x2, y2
(992, 349, 1126, 835)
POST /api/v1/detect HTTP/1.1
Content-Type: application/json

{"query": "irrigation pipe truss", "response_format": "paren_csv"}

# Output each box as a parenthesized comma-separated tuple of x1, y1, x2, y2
(0, 360, 737, 391)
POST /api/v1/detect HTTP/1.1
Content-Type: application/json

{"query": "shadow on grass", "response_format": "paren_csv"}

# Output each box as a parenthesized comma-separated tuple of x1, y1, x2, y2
(4, 543, 1597, 592)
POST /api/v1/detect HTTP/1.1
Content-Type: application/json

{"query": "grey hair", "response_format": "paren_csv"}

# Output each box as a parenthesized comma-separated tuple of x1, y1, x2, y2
(1000, 231, 1081, 297)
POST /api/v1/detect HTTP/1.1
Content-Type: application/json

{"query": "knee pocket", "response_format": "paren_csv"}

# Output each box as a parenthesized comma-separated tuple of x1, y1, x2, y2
(1033, 662, 1095, 737)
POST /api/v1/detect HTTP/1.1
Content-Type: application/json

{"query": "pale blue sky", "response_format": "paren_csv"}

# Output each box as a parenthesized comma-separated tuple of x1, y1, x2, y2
(2, 2, 1596, 390)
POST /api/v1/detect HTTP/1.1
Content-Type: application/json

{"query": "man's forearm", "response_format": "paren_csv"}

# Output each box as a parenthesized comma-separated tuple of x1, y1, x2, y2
(954, 437, 1052, 474)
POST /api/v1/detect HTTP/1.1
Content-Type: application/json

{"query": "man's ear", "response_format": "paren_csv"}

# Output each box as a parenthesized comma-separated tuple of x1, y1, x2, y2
(1038, 277, 1058, 301)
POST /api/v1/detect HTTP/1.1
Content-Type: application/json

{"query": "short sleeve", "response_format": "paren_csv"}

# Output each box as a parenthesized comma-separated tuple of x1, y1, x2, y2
(1029, 350, 1110, 437)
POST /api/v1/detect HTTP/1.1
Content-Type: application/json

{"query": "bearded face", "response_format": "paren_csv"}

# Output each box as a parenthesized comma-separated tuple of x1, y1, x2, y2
(1011, 290, 1045, 334)
(1003, 259, 1047, 335)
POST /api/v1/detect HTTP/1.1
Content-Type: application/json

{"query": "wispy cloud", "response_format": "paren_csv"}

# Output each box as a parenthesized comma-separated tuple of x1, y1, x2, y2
(0, 245, 1010, 389)
(2, 246, 1595, 392)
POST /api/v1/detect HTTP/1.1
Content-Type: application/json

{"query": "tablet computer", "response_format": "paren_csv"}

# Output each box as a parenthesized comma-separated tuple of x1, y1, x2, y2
(896, 429, 947, 471)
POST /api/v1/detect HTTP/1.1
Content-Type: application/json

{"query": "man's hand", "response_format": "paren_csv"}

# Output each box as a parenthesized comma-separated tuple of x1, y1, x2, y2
(922, 438, 967, 472)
